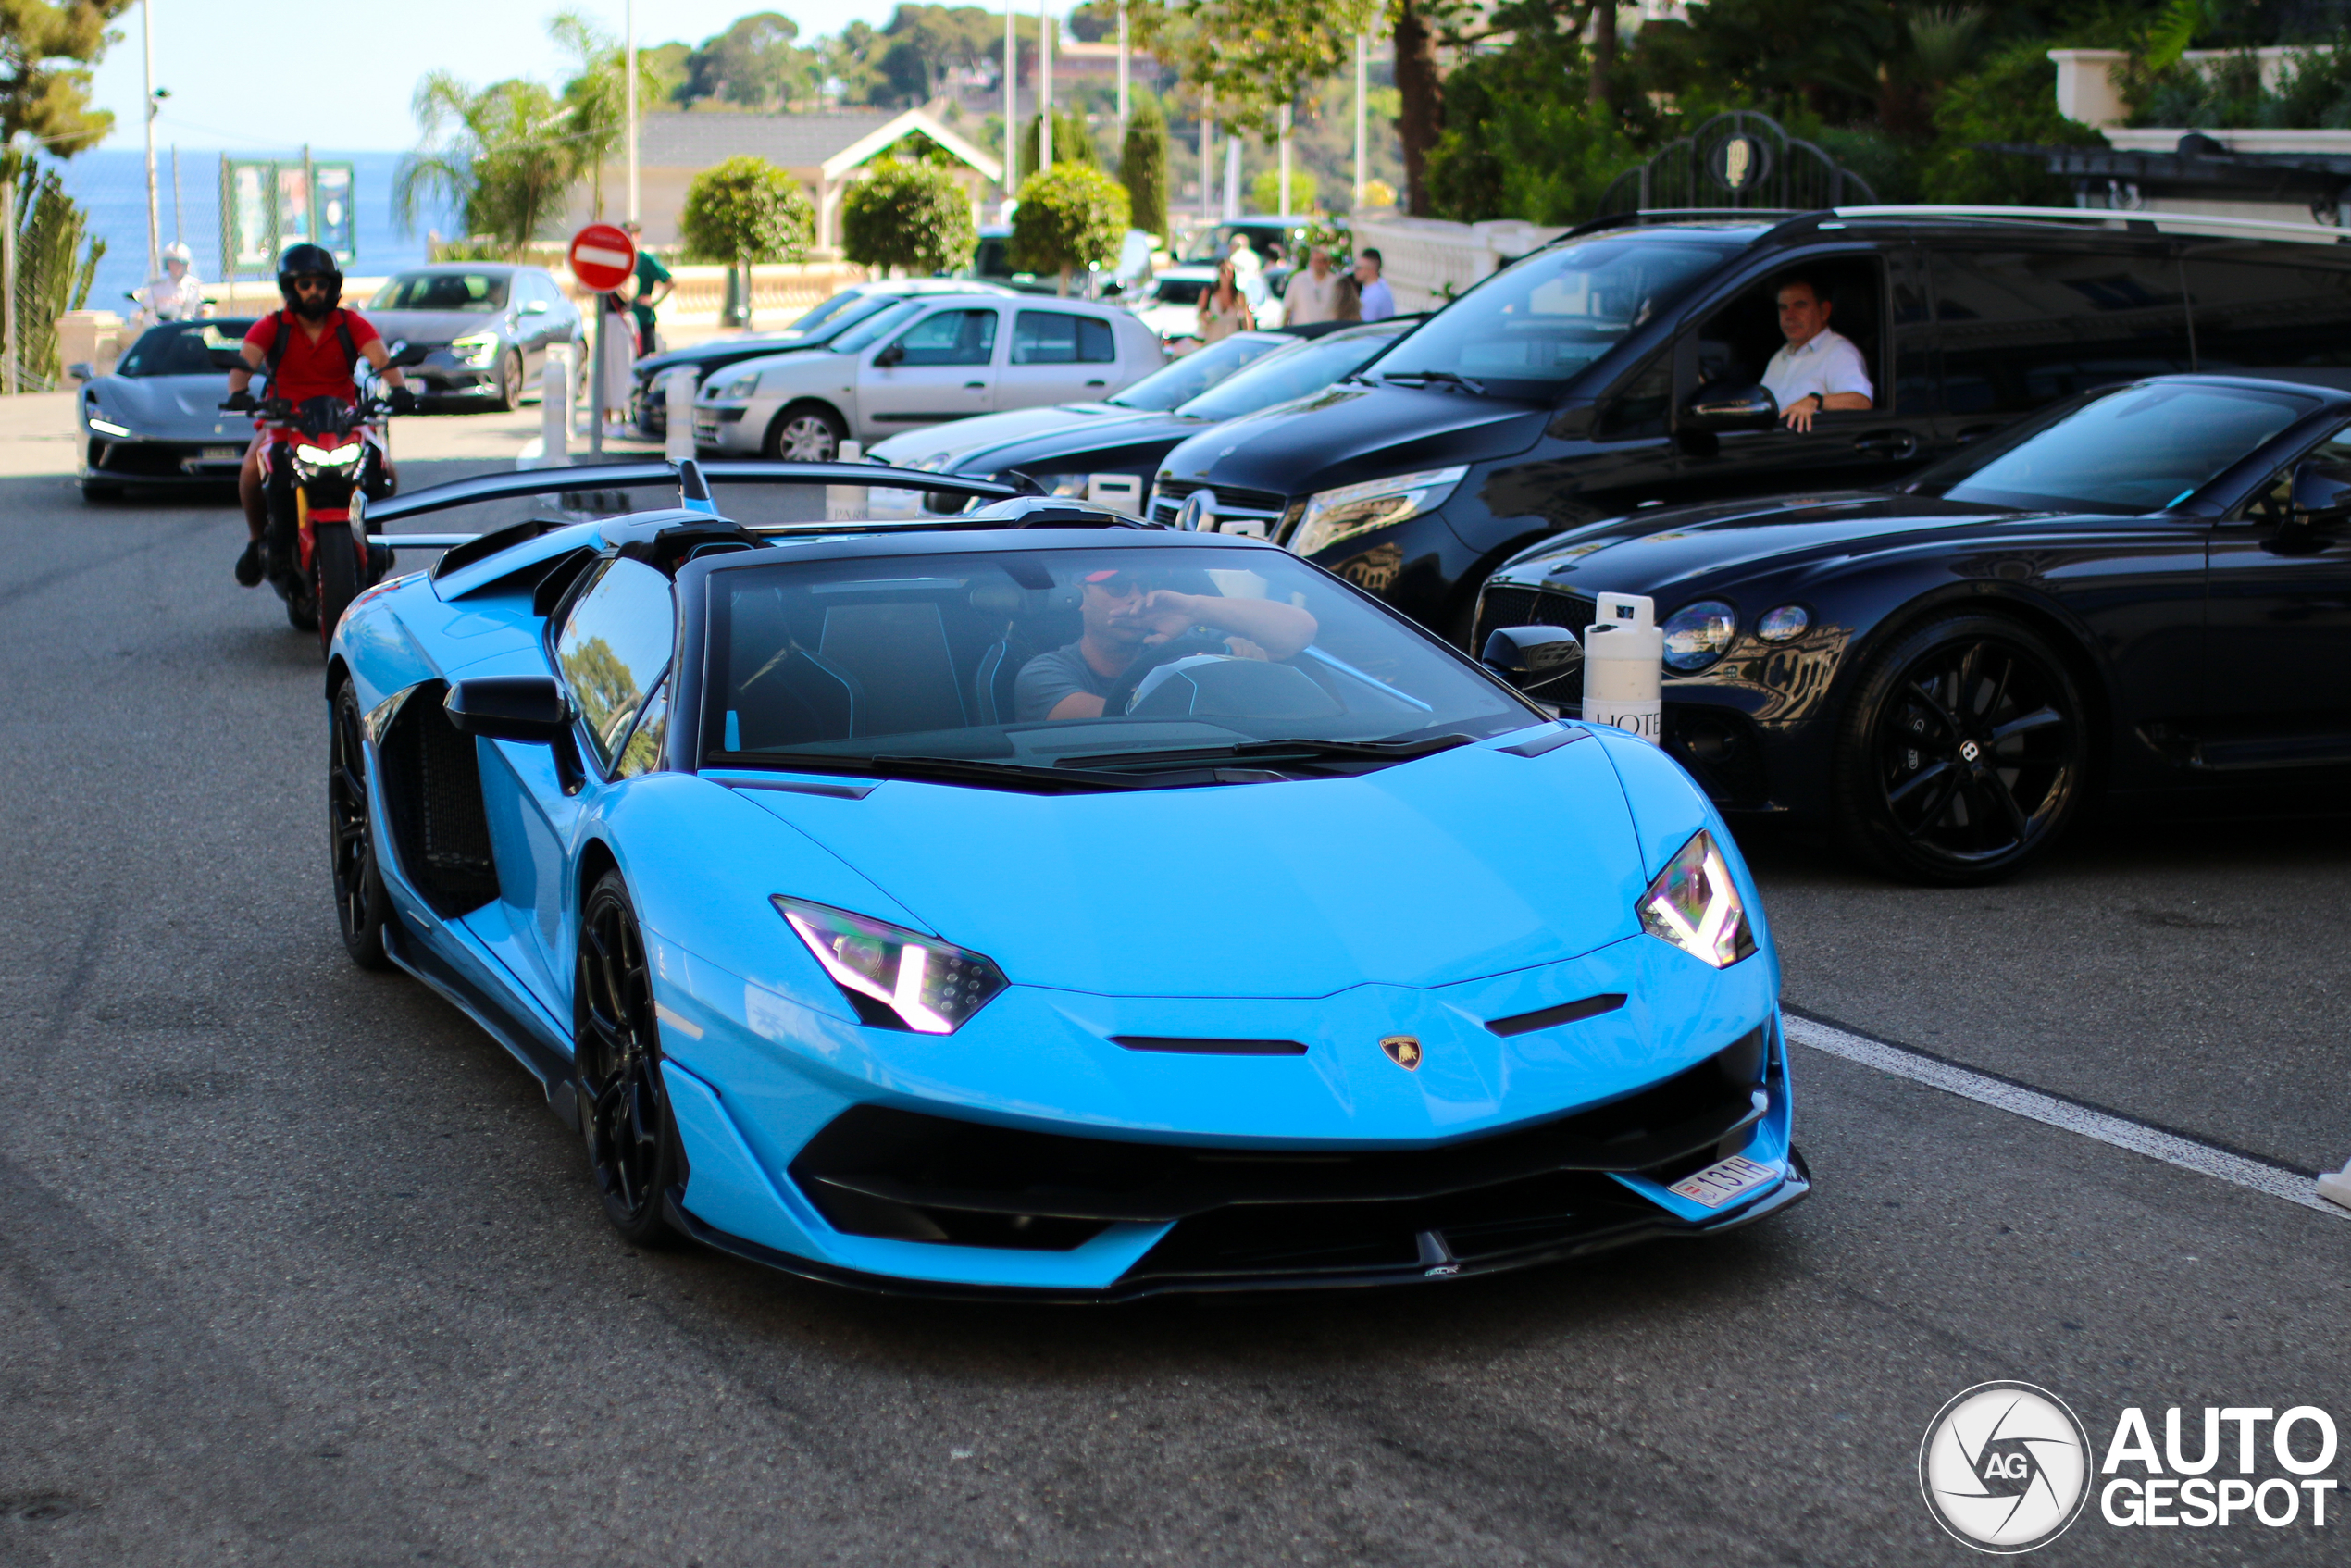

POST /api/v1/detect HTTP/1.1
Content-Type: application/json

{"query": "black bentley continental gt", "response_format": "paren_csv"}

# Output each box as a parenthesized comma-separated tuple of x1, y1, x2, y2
(1474, 374, 2351, 884)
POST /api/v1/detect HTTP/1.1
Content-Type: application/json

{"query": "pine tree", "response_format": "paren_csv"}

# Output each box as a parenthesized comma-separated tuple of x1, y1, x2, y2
(1121, 98, 1169, 240)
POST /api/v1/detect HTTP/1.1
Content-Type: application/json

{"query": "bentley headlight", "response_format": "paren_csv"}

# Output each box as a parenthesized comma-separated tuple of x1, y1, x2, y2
(774, 896, 1007, 1034)
(1661, 600, 1737, 672)
(1288, 466, 1466, 557)
(451, 332, 500, 367)
(1638, 831, 1756, 968)
(716, 370, 761, 401)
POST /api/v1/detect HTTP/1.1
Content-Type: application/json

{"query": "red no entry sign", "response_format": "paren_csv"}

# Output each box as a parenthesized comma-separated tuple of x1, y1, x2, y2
(568, 223, 638, 294)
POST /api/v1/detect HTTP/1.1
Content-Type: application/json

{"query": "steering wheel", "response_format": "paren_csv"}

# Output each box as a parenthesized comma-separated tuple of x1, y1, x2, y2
(1099, 632, 1234, 716)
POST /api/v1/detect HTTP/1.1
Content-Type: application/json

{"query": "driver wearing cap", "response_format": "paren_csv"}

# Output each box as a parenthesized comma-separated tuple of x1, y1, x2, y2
(1014, 567, 1318, 722)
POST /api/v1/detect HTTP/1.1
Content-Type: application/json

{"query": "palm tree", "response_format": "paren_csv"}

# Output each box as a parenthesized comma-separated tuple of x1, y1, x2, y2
(550, 10, 665, 222)
(393, 73, 573, 257)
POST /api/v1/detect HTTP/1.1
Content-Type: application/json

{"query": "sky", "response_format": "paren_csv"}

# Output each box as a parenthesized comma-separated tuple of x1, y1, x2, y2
(89, 0, 978, 154)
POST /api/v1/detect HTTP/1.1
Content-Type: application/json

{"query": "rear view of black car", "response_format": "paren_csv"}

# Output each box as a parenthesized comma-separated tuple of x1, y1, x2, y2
(1151, 206, 2351, 643)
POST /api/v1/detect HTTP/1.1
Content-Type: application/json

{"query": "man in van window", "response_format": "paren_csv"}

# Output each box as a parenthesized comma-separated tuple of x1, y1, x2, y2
(1762, 274, 1872, 432)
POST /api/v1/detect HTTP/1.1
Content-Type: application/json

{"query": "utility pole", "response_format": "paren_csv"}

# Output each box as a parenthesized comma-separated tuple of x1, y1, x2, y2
(1354, 31, 1368, 207)
(1224, 136, 1239, 220)
(1039, 0, 1054, 173)
(1003, 1, 1017, 200)
(171, 144, 182, 243)
(3, 180, 16, 395)
(142, 0, 161, 283)
(1116, 0, 1128, 134)
(1278, 104, 1292, 216)
(626, 0, 639, 225)
(1200, 94, 1212, 227)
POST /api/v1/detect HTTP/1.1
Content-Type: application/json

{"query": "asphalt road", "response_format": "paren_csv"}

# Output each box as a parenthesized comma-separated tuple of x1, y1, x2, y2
(1, 467, 2345, 1567)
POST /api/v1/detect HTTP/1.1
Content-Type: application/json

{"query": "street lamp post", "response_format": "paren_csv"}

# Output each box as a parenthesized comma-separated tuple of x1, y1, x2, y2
(142, 0, 161, 285)
(1355, 32, 1368, 207)
(1116, 0, 1128, 134)
(1003, 2, 1017, 201)
(626, 0, 639, 225)
(1039, 0, 1054, 173)
(1278, 104, 1292, 217)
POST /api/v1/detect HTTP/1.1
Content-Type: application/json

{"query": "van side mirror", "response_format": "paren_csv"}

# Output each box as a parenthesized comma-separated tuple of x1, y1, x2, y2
(2289, 458, 2351, 529)
(1481, 624, 1583, 688)
(874, 341, 905, 368)
(445, 677, 570, 742)
(1681, 382, 1777, 432)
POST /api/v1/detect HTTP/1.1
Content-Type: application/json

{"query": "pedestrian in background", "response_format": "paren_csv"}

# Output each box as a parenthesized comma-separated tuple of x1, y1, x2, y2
(1332, 270, 1363, 323)
(1355, 248, 1395, 321)
(1284, 245, 1343, 326)
(623, 220, 673, 357)
(1199, 260, 1254, 344)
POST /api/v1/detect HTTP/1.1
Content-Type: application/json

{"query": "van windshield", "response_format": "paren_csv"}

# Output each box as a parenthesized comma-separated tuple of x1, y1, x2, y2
(1365, 235, 1736, 399)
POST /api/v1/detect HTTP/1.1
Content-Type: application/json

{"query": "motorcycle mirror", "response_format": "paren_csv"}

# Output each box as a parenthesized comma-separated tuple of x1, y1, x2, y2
(66, 362, 94, 381)
(1481, 624, 1584, 688)
(443, 676, 570, 743)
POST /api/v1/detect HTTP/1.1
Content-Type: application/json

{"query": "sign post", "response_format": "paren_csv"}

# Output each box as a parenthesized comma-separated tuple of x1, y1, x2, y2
(568, 223, 637, 459)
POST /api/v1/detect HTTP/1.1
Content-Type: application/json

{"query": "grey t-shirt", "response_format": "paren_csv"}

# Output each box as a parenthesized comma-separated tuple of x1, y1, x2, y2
(1014, 641, 1117, 722)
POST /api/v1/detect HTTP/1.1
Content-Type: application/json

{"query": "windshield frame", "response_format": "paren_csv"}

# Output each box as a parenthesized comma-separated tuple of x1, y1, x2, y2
(672, 531, 1544, 783)
(1104, 331, 1287, 411)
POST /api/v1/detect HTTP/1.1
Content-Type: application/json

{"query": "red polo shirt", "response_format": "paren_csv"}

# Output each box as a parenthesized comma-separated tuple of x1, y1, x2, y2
(244, 308, 381, 404)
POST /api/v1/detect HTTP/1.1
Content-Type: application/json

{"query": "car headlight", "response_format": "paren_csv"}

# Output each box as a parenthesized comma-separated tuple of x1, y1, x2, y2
(1661, 600, 1737, 672)
(451, 332, 500, 367)
(773, 896, 1008, 1034)
(88, 415, 131, 438)
(1288, 466, 1467, 557)
(294, 443, 361, 467)
(1756, 604, 1810, 641)
(1638, 831, 1756, 969)
(715, 370, 761, 402)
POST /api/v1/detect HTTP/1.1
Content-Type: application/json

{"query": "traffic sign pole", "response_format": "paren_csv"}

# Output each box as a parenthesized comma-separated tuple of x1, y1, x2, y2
(567, 224, 640, 461)
(590, 300, 605, 457)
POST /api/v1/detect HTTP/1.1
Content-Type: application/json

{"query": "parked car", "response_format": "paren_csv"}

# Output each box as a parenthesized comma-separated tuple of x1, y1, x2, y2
(628, 280, 1021, 440)
(865, 319, 1419, 519)
(71, 318, 262, 499)
(1476, 373, 2351, 883)
(692, 294, 1165, 458)
(1151, 205, 2351, 644)
(329, 465, 1804, 1296)
(361, 263, 581, 412)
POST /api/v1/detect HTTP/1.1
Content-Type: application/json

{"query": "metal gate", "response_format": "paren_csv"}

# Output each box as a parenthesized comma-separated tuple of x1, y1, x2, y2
(1598, 111, 1876, 215)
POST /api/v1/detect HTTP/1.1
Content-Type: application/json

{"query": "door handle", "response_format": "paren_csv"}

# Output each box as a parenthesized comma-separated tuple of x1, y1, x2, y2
(964, 380, 986, 390)
(1853, 430, 1918, 459)
(1085, 379, 1107, 387)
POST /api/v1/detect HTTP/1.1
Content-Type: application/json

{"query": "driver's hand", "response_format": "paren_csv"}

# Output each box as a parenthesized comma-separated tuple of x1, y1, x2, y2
(1224, 636, 1269, 662)
(1783, 395, 1818, 433)
(1134, 589, 1200, 643)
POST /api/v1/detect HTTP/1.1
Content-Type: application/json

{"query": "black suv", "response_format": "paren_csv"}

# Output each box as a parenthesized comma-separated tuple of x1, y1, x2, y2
(1148, 206, 2351, 642)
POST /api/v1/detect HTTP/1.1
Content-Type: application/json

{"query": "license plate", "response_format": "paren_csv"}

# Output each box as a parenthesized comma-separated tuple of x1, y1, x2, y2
(203, 445, 238, 460)
(1668, 1154, 1777, 1209)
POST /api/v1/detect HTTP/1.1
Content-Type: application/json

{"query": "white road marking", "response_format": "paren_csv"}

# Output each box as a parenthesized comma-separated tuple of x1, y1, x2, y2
(1783, 1013, 2347, 1219)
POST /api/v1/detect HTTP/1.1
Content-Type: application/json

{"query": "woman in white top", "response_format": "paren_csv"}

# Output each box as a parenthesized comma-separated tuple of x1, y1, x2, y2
(1198, 260, 1255, 344)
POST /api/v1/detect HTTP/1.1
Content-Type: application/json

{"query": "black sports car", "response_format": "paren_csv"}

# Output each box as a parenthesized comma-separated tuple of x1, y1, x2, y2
(1474, 374, 2351, 884)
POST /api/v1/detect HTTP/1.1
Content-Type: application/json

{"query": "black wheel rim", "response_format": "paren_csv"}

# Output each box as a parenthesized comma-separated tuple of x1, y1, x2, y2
(1872, 634, 2079, 867)
(328, 694, 375, 940)
(578, 891, 664, 1226)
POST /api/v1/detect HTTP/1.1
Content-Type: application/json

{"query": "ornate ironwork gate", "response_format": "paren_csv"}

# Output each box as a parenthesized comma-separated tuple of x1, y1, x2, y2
(1598, 111, 1877, 215)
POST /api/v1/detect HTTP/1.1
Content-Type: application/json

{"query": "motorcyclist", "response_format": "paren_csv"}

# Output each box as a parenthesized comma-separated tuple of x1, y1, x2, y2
(226, 243, 415, 587)
(133, 242, 206, 328)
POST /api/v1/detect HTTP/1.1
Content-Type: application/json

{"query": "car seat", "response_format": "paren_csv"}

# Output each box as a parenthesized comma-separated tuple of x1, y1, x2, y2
(818, 601, 967, 738)
(970, 581, 1082, 726)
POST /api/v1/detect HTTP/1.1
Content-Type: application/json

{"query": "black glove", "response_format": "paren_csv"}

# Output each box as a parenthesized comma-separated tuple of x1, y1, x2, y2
(388, 385, 417, 416)
(220, 389, 255, 412)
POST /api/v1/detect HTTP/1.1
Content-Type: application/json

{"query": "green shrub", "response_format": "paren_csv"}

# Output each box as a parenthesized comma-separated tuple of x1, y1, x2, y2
(840, 156, 977, 276)
(1919, 41, 2104, 205)
(1009, 163, 1129, 292)
(1121, 97, 1169, 239)
(1251, 166, 1318, 215)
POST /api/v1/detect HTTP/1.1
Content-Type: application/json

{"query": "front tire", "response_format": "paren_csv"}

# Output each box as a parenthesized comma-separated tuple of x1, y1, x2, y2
(575, 871, 682, 1247)
(313, 519, 363, 655)
(764, 401, 846, 460)
(328, 684, 392, 969)
(491, 348, 523, 412)
(1832, 613, 2088, 885)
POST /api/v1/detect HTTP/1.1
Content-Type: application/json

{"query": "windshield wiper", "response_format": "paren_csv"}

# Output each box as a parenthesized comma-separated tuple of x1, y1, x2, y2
(1056, 733, 1477, 773)
(1377, 369, 1487, 394)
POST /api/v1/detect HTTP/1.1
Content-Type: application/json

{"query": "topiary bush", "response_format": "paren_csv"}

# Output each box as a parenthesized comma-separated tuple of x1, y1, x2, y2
(1009, 163, 1129, 294)
(679, 155, 815, 327)
(840, 156, 977, 277)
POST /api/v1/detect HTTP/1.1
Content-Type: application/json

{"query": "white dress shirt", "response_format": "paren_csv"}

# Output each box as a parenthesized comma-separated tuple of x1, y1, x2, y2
(1358, 277, 1395, 321)
(1762, 326, 1871, 410)
(1284, 267, 1341, 325)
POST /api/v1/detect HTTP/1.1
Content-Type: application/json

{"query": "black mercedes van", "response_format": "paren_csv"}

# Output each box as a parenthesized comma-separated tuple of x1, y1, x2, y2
(1146, 206, 2351, 641)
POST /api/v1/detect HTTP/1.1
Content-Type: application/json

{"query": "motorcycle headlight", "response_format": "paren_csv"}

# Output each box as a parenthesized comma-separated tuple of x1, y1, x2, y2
(1638, 831, 1756, 969)
(715, 370, 761, 402)
(1661, 600, 1737, 672)
(451, 332, 500, 367)
(1289, 466, 1467, 557)
(773, 896, 1008, 1034)
(294, 442, 361, 467)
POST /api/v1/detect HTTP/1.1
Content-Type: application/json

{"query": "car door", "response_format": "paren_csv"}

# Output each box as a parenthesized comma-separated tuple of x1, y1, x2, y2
(514, 274, 564, 372)
(2201, 420, 2351, 768)
(854, 305, 1001, 438)
(998, 308, 1121, 410)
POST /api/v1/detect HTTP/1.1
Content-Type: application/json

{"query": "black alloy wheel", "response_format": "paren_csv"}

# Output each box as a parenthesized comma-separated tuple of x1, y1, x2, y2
(575, 871, 682, 1246)
(492, 348, 523, 413)
(1834, 614, 2088, 886)
(328, 684, 392, 969)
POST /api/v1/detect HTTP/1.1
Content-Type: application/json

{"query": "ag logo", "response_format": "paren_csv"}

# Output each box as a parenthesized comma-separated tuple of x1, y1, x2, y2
(1920, 1382, 2091, 1553)
(1380, 1035, 1423, 1071)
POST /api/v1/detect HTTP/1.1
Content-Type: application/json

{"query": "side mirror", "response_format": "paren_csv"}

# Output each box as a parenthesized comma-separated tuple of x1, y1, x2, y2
(2289, 458, 2351, 529)
(1681, 382, 1778, 432)
(522, 298, 551, 316)
(66, 362, 94, 381)
(444, 677, 570, 743)
(387, 340, 430, 368)
(874, 341, 905, 368)
(1481, 624, 1584, 687)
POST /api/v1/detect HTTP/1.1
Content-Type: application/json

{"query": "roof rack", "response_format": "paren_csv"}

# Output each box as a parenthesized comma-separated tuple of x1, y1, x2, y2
(1562, 208, 1800, 240)
(1826, 203, 2351, 245)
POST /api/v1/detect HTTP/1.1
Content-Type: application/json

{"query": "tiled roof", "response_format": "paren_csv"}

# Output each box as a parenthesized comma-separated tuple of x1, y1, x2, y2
(638, 112, 904, 173)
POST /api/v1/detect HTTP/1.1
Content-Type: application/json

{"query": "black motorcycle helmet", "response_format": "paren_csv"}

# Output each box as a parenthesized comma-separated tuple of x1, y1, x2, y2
(278, 242, 342, 320)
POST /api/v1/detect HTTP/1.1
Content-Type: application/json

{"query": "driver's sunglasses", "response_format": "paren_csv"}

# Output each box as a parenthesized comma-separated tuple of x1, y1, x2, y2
(1084, 571, 1152, 598)
(291, 276, 335, 293)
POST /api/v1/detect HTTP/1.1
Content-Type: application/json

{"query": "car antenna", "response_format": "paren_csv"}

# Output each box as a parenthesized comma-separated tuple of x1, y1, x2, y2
(676, 455, 719, 516)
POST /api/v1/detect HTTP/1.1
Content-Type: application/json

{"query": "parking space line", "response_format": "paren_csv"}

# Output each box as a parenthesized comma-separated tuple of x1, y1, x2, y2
(1782, 1010, 2347, 1219)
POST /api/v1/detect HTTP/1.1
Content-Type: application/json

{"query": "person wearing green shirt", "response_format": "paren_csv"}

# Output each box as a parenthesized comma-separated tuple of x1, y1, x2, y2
(623, 220, 673, 355)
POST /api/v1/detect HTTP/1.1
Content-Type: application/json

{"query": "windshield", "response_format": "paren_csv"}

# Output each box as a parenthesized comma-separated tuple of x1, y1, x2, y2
(369, 271, 510, 313)
(830, 300, 930, 354)
(1106, 332, 1285, 410)
(1180, 325, 1407, 420)
(1179, 223, 1295, 266)
(703, 545, 1532, 777)
(1370, 236, 1735, 398)
(1932, 381, 2315, 513)
(787, 291, 882, 335)
(116, 320, 255, 377)
(1144, 275, 1210, 307)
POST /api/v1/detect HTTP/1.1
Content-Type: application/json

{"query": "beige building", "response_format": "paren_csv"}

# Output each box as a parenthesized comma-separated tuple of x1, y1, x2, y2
(570, 106, 1006, 255)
